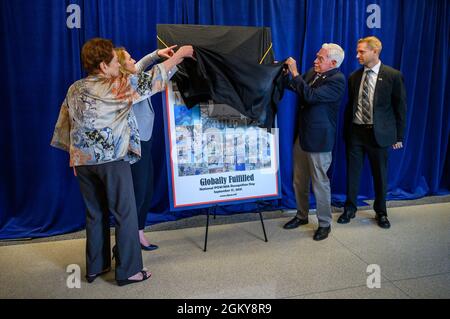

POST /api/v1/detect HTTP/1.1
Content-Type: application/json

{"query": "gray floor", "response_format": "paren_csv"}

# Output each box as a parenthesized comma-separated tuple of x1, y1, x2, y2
(0, 199, 449, 299)
(2, 194, 449, 245)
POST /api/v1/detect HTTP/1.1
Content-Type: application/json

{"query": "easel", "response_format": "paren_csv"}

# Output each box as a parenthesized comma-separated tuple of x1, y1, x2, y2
(203, 200, 269, 252)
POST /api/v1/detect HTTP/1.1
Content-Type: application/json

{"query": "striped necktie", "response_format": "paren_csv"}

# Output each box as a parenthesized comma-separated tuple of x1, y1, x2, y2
(361, 69, 373, 123)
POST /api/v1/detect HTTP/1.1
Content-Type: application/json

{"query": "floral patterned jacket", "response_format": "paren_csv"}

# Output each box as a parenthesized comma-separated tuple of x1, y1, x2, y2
(51, 64, 169, 167)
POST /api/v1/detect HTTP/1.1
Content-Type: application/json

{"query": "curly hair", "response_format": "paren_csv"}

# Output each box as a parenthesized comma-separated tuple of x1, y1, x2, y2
(81, 38, 114, 75)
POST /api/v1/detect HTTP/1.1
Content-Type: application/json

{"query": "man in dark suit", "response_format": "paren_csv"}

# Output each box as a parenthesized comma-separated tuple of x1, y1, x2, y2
(338, 36, 406, 228)
(283, 43, 346, 240)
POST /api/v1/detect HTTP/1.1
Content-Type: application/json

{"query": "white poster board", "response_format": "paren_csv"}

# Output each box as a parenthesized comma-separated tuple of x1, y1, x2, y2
(163, 82, 281, 210)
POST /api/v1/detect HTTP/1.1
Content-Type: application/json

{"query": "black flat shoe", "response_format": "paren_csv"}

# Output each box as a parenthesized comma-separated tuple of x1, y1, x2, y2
(313, 226, 331, 241)
(337, 211, 356, 224)
(283, 216, 308, 229)
(141, 244, 159, 251)
(117, 270, 152, 287)
(85, 267, 111, 283)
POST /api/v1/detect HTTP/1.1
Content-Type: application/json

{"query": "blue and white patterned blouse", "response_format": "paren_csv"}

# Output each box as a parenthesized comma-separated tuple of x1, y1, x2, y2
(51, 63, 170, 167)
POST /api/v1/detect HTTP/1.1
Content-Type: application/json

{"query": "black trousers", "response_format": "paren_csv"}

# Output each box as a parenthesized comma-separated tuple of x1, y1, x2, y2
(345, 125, 389, 216)
(75, 161, 143, 280)
(131, 139, 154, 230)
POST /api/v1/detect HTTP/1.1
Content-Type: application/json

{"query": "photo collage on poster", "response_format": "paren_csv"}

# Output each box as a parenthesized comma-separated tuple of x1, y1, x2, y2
(172, 84, 273, 178)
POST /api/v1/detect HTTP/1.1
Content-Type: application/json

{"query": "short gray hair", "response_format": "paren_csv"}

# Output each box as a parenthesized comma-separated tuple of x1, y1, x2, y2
(322, 43, 345, 68)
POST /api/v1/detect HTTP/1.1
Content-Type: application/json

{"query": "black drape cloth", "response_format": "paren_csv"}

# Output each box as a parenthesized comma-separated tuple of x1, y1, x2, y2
(157, 24, 274, 64)
(173, 46, 285, 128)
(157, 24, 284, 128)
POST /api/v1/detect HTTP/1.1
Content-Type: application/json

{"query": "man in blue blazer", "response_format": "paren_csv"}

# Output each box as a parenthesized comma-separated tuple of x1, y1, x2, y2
(338, 36, 406, 228)
(283, 43, 346, 240)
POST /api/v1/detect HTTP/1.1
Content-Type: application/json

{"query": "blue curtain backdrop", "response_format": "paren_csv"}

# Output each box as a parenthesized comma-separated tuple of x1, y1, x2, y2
(1, 0, 449, 239)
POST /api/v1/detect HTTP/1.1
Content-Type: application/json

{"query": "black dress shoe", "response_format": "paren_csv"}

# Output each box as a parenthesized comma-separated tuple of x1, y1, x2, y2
(141, 244, 159, 251)
(375, 215, 391, 229)
(313, 226, 331, 241)
(337, 211, 356, 224)
(283, 216, 308, 229)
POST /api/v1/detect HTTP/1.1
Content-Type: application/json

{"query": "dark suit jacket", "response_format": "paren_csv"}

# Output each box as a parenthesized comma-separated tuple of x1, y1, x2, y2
(344, 64, 407, 147)
(288, 67, 346, 152)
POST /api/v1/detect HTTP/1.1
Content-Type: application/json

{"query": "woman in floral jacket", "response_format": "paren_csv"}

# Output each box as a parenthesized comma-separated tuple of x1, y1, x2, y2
(51, 38, 193, 286)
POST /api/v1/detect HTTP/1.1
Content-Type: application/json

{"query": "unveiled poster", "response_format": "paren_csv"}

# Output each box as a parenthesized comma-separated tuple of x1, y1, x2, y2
(163, 82, 281, 210)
